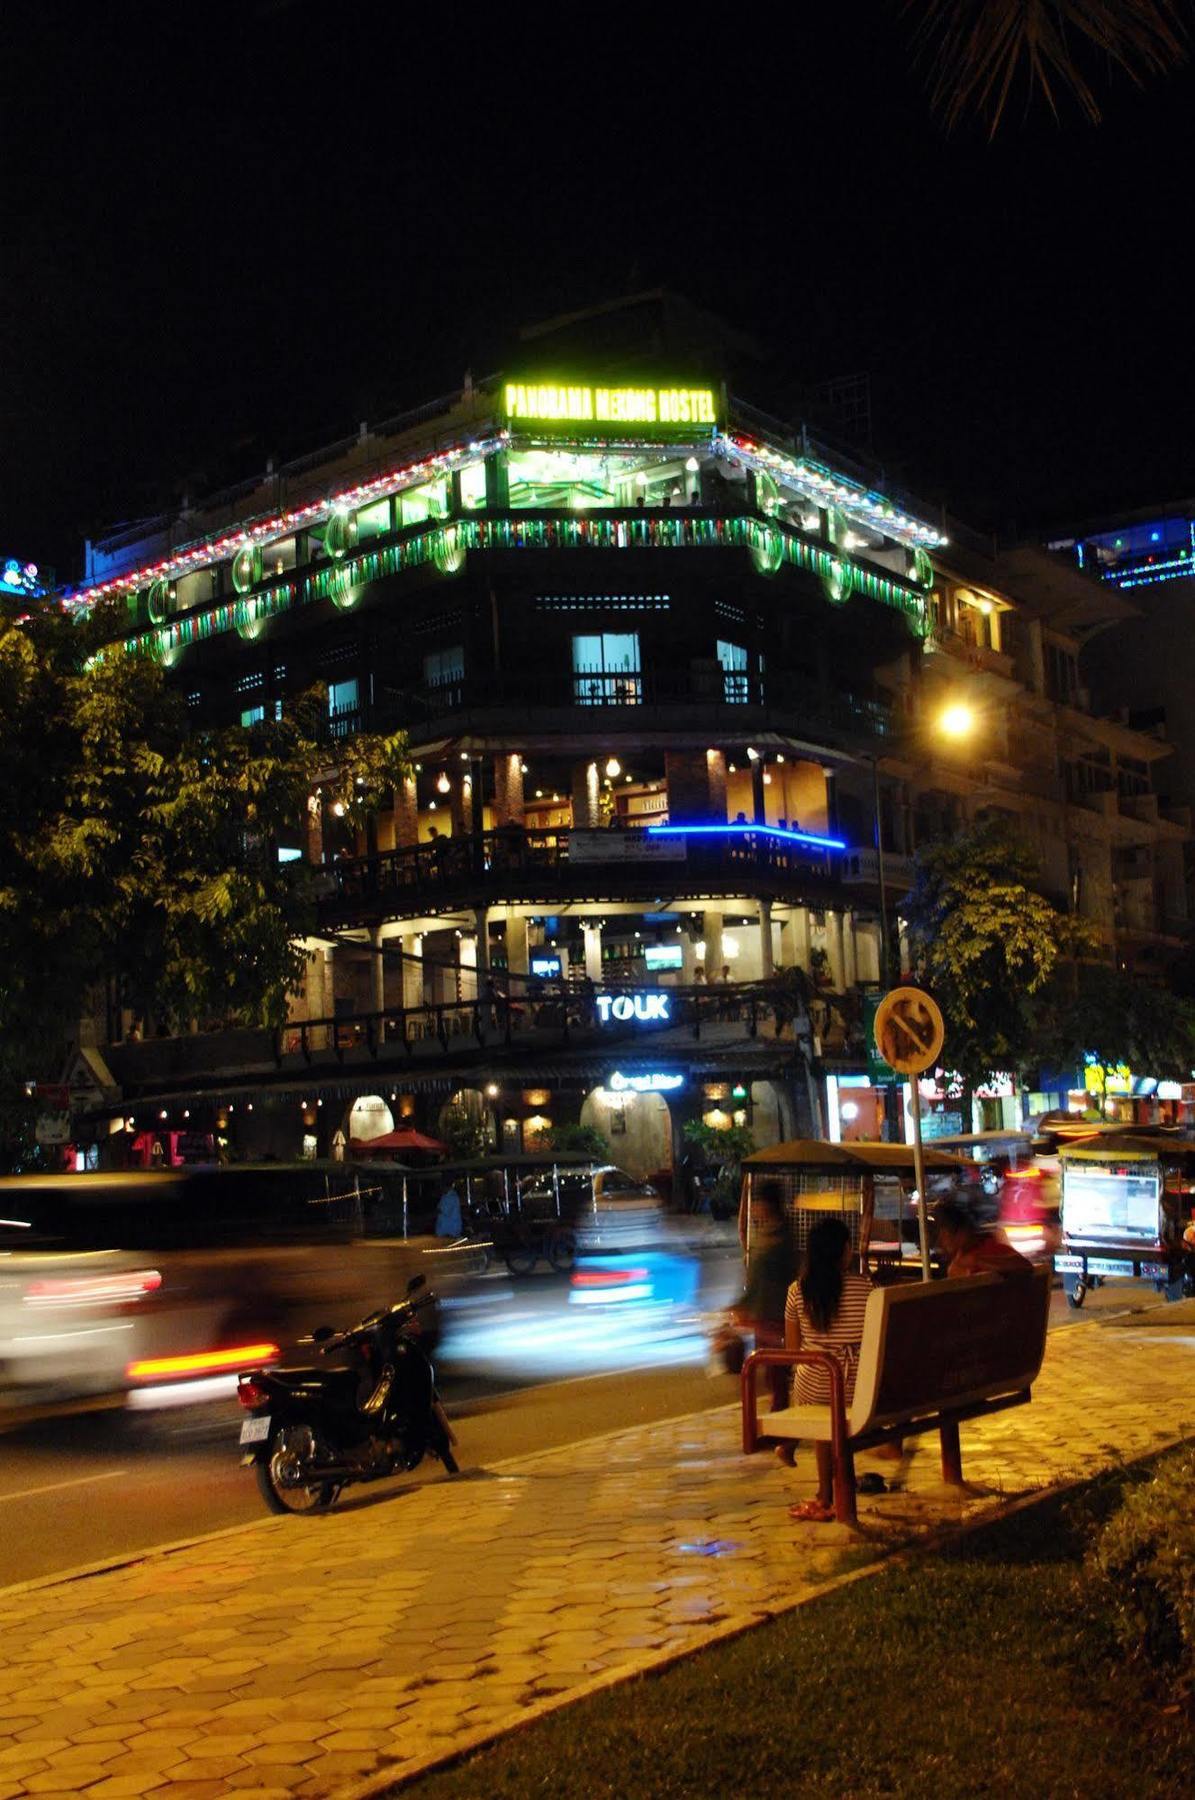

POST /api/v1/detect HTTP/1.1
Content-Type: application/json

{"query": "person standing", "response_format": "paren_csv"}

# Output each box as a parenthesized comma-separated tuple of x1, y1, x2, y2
(731, 1181, 792, 1416)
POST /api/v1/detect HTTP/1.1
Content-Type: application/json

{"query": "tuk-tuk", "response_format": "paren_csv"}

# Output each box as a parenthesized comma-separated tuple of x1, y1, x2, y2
(1056, 1132, 1195, 1307)
(741, 1139, 972, 1280)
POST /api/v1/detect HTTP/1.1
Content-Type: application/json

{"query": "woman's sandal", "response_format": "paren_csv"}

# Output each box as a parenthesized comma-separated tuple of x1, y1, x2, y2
(788, 1498, 835, 1522)
(774, 1443, 797, 1467)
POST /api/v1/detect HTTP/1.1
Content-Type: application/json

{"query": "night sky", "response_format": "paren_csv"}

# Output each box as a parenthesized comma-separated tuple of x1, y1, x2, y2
(3, 1, 1193, 580)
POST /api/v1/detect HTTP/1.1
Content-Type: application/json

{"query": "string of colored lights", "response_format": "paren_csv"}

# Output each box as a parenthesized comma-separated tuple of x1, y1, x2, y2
(110, 511, 928, 663)
(1101, 550, 1195, 590)
(724, 433, 946, 550)
(65, 414, 944, 611)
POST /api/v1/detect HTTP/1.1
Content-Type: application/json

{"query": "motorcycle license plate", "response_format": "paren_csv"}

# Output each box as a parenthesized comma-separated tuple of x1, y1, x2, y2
(239, 1415, 270, 1445)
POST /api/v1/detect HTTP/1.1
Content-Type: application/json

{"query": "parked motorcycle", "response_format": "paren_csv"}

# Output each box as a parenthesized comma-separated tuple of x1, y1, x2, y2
(236, 1274, 458, 1514)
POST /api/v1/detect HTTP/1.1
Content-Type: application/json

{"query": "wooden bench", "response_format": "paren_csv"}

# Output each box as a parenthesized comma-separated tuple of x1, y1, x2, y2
(741, 1265, 1052, 1526)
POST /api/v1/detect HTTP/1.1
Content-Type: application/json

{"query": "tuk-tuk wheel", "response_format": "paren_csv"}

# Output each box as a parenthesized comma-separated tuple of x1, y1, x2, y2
(1066, 1278, 1087, 1309)
(1162, 1275, 1185, 1304)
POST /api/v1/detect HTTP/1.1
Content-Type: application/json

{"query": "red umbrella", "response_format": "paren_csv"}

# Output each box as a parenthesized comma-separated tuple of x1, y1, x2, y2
(350, 1128, 447, 1155)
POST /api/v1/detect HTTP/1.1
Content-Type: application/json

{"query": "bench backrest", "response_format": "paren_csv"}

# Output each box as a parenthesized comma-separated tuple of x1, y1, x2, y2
(849, 1265, 1051, 1437)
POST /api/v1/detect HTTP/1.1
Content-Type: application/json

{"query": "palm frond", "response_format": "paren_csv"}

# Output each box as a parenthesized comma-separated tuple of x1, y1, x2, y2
(903, 0, 1189, 132)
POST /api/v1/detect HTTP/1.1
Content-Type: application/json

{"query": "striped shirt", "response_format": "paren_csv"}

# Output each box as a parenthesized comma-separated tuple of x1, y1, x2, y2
(784, 1272, 873, 1406)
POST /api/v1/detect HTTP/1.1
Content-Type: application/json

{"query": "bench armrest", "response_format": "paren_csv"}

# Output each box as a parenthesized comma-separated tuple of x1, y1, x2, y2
(740, 1347, 848, 1455)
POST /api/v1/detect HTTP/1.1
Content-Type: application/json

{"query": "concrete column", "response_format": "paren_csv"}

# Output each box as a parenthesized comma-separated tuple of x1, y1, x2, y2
(449, 772, 468, 835)
(702, 910, 724, 981)
(758, 899, 775, 979)
(706, 749, 728, 821)
(571, 760, 600, 830)
(843, 911, 858, 989)
(321, 946, 336, 1019)
(305, 793, 324, 866)
(583, 921, 603, 982)
(393, 775, 419, 849)
(474, 907, 490, 979)
(781, 905, 812, 973)
(824, 768, 840, 838)
(898, 920, 911, 980)
(459, 933, 478, 1000)
(401, 933, 424, 1010)
(506, 913, 530, 979)
(665, 748, 715, 822)
(493, 753, 525, 827)
(827, 910, 846, 991)
(369, 926, 385, 1015)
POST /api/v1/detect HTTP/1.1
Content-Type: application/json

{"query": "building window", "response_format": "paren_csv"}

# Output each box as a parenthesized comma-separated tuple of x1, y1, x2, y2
(423, 644, 464, 688)
(400, 478, 448, 529)
(572, 631, 642, 706)
(717, 639, 749, 704)
(355, 499, 392, 541)
(459, 461, 487, 511)
(240, 704, 265, 727)
(328, 677, 360, 738)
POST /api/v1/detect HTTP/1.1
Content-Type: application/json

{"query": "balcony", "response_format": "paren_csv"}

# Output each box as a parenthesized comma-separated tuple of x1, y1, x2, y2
(336, 668, 893, 751)
(100, 978, 809, 1101)
(317, 825, 845, 927)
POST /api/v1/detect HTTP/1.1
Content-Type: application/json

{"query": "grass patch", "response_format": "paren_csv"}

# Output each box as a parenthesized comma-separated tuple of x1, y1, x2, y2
(401, 1459, 1194, 1798)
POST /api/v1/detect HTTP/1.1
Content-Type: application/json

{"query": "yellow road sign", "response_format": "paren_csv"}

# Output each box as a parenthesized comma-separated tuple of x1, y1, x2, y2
(873, 986, 945, 1076)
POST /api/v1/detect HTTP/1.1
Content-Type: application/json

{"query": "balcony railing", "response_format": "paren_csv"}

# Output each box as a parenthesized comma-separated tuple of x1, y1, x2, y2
(354, 668, 893, 745)
(319, 825, 843, 921)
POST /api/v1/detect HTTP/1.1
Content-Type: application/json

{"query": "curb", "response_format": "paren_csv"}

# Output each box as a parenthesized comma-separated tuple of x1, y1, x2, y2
(331, 1431, 1192, 1800)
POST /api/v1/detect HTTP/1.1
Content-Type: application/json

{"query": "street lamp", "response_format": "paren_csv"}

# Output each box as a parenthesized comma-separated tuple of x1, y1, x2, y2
(938, 701, 976, 740)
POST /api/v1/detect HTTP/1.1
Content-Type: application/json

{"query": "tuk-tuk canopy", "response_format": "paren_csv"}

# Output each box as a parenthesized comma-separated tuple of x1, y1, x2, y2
(744, 1139, 971, 1176)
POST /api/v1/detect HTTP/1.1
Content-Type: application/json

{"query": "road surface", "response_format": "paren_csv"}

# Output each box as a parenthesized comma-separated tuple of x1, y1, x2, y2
(0, 1258, 1162, 1589)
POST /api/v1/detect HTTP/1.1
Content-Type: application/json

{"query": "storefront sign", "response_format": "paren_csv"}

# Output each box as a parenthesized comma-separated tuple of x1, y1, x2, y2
(504, 382, 717, 430)
(569, 829, 687, 865)
(608, 1071, 684, 1093)
(1084, 1059, 1132, 1096)
(596, 992, 671, 1024)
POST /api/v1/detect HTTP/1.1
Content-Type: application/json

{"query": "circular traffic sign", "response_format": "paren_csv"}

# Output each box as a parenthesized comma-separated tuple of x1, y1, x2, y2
(873, 986, 945, 1076)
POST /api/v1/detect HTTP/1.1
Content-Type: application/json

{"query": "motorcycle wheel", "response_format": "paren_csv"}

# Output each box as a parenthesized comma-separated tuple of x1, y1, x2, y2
(429, 1403, 460, 1476)
(256, 1425, 339, 1515)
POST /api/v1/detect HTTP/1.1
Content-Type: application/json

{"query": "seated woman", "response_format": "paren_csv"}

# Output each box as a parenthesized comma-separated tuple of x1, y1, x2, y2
(784, 1217, 872, 1522)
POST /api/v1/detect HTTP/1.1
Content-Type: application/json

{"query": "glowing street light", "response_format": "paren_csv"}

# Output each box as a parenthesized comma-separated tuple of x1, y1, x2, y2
(938, 702, 976, 740)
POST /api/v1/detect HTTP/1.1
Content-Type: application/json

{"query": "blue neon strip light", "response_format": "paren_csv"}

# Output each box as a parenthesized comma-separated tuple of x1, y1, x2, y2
(647, 822, 847, 852)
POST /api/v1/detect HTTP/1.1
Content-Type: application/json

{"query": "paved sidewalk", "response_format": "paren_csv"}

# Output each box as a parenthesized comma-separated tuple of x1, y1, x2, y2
(1, 1312, 1193, 1800)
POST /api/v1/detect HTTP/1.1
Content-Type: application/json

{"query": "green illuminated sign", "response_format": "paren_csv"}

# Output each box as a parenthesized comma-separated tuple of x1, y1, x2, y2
(504, 381, 717, 432)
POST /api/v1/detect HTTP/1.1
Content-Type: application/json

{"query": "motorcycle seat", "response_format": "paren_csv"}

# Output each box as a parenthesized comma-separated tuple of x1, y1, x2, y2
(266, 1363, 361, 1389)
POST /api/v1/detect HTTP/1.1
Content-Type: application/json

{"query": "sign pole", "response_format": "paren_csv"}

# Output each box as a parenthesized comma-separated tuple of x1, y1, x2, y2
(910, 1076, 931, 1281)
(871, 984, 945, 1286)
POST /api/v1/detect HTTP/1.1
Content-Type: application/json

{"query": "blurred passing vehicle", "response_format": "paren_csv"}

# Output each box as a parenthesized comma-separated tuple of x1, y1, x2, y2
(565, 1166, 699, 1312)
(929, 1132, 1060, 1262)
(0, 1167, 428, 1411)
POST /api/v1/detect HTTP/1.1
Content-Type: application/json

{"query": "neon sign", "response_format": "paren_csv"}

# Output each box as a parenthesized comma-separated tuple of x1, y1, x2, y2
(647, 822, 847, 852)
(595, 993, 671, 1024)
(608, 1071, 684, 1093)
(504, 383, 717, 430)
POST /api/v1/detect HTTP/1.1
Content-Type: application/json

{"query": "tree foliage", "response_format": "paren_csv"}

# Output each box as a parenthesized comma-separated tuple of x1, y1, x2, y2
(1039, 962, 1195, 1091)
(902, 818, 1074, 1085)
(0, 604, 409, 1116)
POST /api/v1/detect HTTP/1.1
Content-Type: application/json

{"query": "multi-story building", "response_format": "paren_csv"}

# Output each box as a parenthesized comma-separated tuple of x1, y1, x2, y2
(62, 347, 1186, 1175)
(1048, 508, 1195, 924)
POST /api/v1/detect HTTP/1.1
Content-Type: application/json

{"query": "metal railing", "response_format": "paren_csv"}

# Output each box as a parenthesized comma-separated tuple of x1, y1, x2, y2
(278, 977, 784, 1064)
(319, 825, 843, 918)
